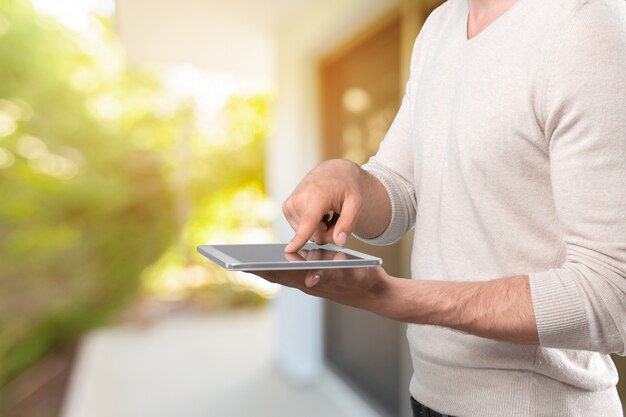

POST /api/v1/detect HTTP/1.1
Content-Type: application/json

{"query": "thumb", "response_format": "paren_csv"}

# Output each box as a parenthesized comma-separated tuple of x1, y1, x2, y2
(333, 197, 361, 247)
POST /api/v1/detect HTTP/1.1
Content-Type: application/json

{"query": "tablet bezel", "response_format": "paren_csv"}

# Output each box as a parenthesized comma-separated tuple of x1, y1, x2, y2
(196, 243, 382, 271)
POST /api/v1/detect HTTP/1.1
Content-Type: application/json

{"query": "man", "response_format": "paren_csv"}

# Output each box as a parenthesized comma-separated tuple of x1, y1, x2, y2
(256, 0, 626, 415)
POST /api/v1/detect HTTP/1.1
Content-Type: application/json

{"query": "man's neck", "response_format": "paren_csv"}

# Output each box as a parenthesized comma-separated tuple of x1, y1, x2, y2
(466, 0, 519, 39)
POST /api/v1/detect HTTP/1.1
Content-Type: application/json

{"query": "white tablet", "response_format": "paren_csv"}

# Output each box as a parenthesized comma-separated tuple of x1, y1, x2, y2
(196, 243, 382, 271)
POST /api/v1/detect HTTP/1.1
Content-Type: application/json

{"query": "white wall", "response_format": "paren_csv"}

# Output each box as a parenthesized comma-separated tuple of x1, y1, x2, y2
(269, 0, 399, 383)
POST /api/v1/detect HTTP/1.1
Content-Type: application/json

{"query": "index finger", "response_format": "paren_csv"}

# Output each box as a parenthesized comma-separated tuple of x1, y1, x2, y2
(284, 212, 322, 252)
(284, 251, 306, 262)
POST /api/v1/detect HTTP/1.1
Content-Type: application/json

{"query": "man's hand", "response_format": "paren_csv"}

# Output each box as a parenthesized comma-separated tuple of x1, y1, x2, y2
(254, 266, 393, 314)
(283, 159, 390, 252)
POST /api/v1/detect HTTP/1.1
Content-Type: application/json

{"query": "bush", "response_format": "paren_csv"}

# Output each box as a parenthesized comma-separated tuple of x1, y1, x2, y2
(0, 0, 178, 386)
(0, 0, 273, 393)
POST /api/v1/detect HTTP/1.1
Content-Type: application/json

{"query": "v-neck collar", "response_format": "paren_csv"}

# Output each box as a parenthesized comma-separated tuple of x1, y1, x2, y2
(462, 0, 526, 43)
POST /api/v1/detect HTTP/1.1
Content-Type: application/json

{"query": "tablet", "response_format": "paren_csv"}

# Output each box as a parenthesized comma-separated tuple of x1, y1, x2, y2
(196, 243, 382, 271)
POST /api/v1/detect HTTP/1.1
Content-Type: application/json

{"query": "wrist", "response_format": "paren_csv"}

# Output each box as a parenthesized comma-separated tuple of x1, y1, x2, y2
(353, 169, 391, 239)
(374, 275, 419, 321)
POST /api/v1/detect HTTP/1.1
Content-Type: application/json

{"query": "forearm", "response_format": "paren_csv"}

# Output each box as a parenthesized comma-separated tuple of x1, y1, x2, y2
(381, 275, 539, 344)
(353, 167, 391, 239)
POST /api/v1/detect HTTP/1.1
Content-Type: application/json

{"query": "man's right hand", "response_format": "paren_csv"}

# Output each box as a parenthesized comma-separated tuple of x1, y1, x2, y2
(283, 159, 390, 252)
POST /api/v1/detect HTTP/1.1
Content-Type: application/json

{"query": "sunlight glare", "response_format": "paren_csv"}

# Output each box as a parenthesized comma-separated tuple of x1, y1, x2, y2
(29, 154, 79, 180)
(70, 67, 101, 93)
(0, 148, 15, 169)
(165, 64, 236, 120)
(32, 0, 114, 35)
(16, 135, 47, 159)
(0, 111, 17, 137)
(0, 13, 10, 37)
(89, 95, 123, 120)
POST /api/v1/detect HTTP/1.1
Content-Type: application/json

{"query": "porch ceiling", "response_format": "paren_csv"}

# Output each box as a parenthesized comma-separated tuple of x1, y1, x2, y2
(115, 0, 316, 85)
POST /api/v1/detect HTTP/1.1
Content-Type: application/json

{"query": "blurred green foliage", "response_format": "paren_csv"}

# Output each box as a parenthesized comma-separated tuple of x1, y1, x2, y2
(0, 0, 271, 395)
(0, 0, 178, 388)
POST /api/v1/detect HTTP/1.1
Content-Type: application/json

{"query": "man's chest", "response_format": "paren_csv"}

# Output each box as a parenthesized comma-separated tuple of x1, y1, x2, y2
(410, 42, 548, 186)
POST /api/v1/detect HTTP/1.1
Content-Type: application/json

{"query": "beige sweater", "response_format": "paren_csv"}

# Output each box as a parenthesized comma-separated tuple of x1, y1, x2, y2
(360, 0, 626, 415)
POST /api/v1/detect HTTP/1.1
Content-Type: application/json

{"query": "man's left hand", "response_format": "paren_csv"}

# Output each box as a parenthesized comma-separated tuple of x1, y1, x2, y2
(253, 265, 393, 316)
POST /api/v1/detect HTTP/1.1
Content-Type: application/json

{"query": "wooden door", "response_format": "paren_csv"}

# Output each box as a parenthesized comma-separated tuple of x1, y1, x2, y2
(320, 11, 412, 417)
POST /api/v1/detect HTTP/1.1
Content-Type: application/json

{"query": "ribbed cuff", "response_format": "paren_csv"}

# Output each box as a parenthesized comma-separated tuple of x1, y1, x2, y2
(529, 268, 590, 349)
(352, 164, 407, 245)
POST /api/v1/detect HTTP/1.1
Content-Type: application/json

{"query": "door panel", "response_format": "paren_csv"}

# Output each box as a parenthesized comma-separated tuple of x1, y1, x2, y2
(320, 13, 412, 417)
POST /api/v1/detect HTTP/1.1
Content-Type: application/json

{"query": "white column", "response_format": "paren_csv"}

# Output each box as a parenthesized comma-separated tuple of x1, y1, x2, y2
(267, 0, 398, 384)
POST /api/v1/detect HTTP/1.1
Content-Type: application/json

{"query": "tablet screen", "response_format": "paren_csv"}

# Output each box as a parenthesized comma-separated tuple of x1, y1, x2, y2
(196, 243, 382, 271)
(221, 244, 362, 263)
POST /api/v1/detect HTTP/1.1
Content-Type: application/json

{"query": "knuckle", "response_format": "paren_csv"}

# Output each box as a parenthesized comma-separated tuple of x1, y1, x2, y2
(283, 198, 297, 218)
(312, 228, 328, 242)
(350, 186, 363, 204)
(291, 191, 307, 207)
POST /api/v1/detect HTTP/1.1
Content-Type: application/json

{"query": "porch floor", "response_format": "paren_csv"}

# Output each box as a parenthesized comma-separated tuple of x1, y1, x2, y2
(61, 306, 351, 417)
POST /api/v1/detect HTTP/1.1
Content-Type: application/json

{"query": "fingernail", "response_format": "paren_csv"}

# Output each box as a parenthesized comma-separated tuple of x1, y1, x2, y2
(336, 232, 347, 247)
(284, 241, 294, 252)
(307, 273, 321, 288)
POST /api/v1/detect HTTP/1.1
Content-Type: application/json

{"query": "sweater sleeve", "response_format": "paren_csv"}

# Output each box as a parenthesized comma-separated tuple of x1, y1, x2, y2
(529, 0, 626, 355)
(355, 87, 417, 245)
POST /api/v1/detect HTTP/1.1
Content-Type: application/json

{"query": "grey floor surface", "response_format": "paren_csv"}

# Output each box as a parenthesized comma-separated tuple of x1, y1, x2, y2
(61, 307, 352, 417)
